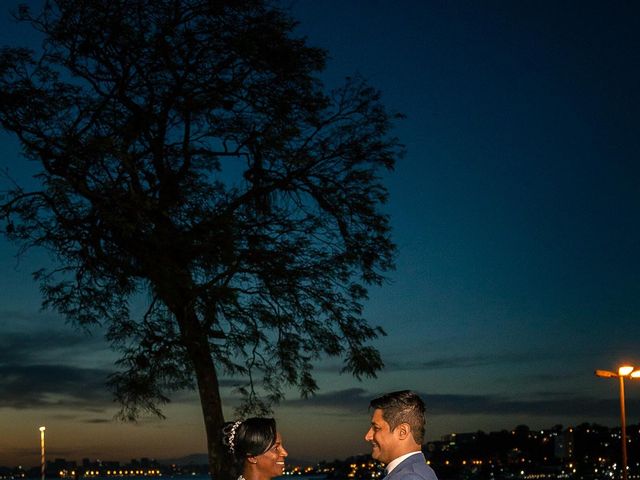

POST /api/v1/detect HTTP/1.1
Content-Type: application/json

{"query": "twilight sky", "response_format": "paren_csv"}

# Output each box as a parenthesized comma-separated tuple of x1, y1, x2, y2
(0, 0, 639, 468)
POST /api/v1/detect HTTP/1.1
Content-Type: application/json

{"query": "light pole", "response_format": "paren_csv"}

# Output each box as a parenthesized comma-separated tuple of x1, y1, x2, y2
(595, 365, 640, 480)
(39, 426, 45, 480)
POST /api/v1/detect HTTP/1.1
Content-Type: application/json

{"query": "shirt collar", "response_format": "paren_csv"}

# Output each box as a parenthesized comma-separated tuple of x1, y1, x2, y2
(386, 451, 422, 474)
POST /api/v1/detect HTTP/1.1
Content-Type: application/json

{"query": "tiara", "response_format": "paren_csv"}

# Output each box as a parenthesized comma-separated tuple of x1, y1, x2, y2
(227, 420, 242, 454)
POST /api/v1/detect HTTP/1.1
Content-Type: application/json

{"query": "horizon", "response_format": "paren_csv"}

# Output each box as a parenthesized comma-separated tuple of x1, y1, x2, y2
(4, 417, 640, 469)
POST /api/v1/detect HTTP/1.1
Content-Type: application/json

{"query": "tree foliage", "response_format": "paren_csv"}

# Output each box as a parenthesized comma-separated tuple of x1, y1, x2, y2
(0, 0, 402, 475)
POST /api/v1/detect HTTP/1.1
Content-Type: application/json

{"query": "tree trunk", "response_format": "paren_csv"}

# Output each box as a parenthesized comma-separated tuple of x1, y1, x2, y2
(178, 307, 227, 480)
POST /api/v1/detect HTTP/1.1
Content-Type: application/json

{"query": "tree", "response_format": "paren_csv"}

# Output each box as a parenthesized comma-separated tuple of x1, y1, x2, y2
(0, 0, 402, 476)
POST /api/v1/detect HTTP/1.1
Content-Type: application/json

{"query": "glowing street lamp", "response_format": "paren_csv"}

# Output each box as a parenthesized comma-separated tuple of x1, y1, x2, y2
(39, 426, 46, 480)
(595, 366, 640, 480)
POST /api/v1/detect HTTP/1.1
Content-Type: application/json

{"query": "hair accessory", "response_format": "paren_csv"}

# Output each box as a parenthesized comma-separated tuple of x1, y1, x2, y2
(228, 420, 242, 454)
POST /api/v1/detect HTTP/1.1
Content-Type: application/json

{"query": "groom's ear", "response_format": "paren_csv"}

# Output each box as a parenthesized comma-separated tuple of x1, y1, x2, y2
(397, 422, 411, 440)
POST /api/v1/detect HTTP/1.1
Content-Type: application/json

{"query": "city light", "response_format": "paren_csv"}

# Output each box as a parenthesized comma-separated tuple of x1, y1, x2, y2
(595, 365, 640, 480)
(39, 426, 46, 480)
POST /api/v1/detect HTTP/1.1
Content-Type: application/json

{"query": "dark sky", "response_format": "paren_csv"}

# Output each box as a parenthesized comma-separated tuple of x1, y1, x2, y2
(0, 0, 639, 467)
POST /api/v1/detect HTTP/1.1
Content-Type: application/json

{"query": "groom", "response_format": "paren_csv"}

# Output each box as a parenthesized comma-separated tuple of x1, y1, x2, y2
(364, 390, 438, 480)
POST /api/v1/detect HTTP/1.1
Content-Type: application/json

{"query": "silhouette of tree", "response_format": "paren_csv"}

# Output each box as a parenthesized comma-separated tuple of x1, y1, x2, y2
(0, 0, 402, 476)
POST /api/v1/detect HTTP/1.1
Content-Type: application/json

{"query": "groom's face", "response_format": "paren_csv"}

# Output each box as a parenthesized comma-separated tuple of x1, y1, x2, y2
(364, 408, 398, 464)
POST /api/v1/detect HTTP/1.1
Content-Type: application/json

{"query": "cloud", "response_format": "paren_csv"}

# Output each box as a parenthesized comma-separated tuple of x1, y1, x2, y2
(0, 361, 248, 414)
(218, 378, 249, 388)
(281, 387, 633, 421)
(383, 351, 541, 371)
(0, 308, 53, 323)
(282, 388, 371, 412)
(0, 315, 123, 414)
(424, 391, 640, 418)
(0, 314, 252, 414)
(0, 326, 108, 365)
(0, 363, 113, 410)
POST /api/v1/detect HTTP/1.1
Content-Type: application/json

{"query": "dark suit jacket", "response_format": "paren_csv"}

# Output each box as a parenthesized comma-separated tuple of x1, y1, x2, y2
(385, 452, 438, 480)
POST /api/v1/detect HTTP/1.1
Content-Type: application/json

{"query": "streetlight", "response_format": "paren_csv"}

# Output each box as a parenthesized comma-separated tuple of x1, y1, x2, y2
(595, 365, 640, 480)
(38, 426, 45, 480)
